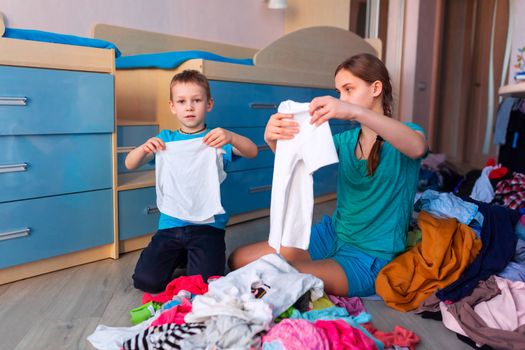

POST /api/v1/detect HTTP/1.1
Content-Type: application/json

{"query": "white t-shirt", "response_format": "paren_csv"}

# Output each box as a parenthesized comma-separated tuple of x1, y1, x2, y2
(268, 100, 339, 252)
(155, 138, 226, 224)
(204, 253, 324, 317)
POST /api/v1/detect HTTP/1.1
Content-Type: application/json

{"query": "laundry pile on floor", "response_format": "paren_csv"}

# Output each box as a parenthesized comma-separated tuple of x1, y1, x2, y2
(87, 253, 420, 350)
(376, 152, 525, 350)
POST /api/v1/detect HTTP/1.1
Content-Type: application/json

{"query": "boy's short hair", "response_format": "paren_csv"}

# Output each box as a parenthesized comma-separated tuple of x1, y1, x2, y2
(169, 70, 211, 101)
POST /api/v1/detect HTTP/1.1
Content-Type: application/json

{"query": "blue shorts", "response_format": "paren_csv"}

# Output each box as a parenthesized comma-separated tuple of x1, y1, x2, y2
(308, 215, 389, 297)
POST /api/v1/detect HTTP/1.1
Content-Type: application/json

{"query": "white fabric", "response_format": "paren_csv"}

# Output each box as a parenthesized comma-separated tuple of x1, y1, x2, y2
(155, 138, 226, 223)
(184, 292, 273, 326)
(470, 165, 497, 203)
(204, 253, 324, 317)
(268, 100, 339, 252)
(87, 312, 159, 350)
(181, 315, 267, 350)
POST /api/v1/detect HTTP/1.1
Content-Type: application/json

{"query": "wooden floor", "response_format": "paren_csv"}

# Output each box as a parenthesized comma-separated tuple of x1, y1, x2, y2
(0, 200, 472, 350)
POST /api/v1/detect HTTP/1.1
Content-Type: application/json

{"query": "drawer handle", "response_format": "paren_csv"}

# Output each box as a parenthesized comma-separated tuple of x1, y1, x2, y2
(249, 185, 272, 193)
(146, 206, 160, 215)
(0, 97, 28, 106)
(257, 145, 271, 151)
(0, 162, 28, 174)
(250, 103, 278, 109)
(117, 146, 136, 154)
(0, 228, 31, 241)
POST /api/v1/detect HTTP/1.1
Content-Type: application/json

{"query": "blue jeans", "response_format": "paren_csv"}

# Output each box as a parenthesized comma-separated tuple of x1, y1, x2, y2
(132, 225, 225, 293)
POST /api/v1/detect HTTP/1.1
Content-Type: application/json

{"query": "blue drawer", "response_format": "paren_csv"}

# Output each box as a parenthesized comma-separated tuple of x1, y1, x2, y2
(224, 127, 273, 172)
(207, 81, 340, 128)
(0, 189, 113, 269)
(313, 163, 338, 195)
(117, 125, 158, 174)
(0, 66, 114, 136)
(222, 165, 337, 216)
(118, 187, 159, 240)
(0, 134, 112, 203)
(221, 168, 273, 216)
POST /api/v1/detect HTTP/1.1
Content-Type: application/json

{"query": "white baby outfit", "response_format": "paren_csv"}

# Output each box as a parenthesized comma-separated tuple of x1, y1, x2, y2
(268, 100, 339, 252)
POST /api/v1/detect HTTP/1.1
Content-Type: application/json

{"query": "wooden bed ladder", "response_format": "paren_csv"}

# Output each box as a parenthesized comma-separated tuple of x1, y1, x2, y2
(0, 11, 5, 37)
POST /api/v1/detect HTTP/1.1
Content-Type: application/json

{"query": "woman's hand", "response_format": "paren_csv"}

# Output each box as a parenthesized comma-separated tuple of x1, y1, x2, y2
(309, 96, 362, 126)
(264, 113, 299, 143)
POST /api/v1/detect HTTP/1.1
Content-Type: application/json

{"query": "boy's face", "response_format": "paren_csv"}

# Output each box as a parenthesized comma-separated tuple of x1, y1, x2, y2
(169, 82, 213, 130)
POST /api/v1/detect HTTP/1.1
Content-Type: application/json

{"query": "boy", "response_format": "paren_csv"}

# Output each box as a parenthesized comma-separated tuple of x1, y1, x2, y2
(126, 70, 258, 293)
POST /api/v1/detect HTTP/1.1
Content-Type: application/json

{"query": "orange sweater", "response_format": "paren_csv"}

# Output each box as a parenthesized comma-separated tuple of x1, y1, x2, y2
(375, 211, 482, 312)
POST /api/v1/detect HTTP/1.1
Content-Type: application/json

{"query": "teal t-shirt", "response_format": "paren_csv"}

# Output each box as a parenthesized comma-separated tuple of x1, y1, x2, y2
(155, 129, 233, 230)
(332, 122, 425, 261)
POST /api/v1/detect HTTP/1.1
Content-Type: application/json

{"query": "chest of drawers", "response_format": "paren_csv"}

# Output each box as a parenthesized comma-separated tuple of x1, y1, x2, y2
(0, 38, 116, 284)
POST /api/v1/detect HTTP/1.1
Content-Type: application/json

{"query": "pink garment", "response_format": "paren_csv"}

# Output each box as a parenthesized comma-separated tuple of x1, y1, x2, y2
(327, 295, 366, 317)
(362, 323, 420, 350)
(262, 319, 330, 350)
(475, 277, 525, 331)
(142, 275, 208, 304)
(441, 276, 525, 349)
(314, 319, 377, 350)
(442, 276, 525, 334)
(440, 302, 467, 336)
(150, 299, 192, 327)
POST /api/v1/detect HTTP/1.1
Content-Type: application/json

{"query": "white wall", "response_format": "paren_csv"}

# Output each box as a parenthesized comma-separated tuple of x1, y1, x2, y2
(0, 0, 285, 49)
(508, 0, 525, 83)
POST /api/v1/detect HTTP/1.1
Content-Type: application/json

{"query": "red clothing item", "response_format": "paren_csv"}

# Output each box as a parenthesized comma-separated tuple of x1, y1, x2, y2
(363, 323, 420, 350)
(142, 275, 208, 304)
(495, 172, 525, 210)
(485, 158, 509, 180)
(489, 167, 509, 180)
(315, 319, 377, 350)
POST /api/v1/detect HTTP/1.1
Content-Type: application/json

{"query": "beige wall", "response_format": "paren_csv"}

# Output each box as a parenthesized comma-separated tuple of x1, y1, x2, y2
(397, 0, 420, 122)
(0, 0, 285, 49)
(284, 0, 350, 33)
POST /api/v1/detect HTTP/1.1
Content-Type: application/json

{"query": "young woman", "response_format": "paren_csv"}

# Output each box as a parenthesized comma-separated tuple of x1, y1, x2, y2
(228, 53, 428, 297)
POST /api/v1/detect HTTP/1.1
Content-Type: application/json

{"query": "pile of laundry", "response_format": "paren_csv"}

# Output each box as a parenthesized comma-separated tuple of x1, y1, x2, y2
(88, 253, 419, 350)
(377, 189, 525, 349)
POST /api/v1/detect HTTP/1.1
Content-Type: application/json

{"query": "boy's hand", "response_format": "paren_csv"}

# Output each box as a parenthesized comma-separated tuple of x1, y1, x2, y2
(203, 128, 232, 148)
(141, 137, 165, 154)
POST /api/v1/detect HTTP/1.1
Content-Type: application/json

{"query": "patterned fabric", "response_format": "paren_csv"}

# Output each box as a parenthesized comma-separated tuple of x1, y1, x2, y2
(494, 172, 525, 209)
(122, 323, 205, 350)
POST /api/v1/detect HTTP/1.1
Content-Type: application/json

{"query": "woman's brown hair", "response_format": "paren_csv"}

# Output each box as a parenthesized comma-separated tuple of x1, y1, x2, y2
(335, 53, 393, 176)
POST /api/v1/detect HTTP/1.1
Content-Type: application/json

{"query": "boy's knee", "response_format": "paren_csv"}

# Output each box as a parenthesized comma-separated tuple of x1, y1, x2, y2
(132, 272, 166, 294)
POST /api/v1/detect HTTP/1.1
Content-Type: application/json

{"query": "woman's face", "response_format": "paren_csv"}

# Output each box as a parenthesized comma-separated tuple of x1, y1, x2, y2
(335, 69, 378, 110)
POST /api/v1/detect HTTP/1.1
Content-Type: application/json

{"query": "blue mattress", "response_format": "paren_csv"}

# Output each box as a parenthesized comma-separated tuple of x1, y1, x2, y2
(3, 27, 121, 57)
(116, 50, 253, 69)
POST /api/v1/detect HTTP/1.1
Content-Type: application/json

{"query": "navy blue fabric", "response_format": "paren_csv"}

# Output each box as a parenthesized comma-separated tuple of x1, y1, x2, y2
(436, 199, 520, 302)
(116, 50, 253, 69)
(132, 225, 225, 293)
(4, 27, 121, 57)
